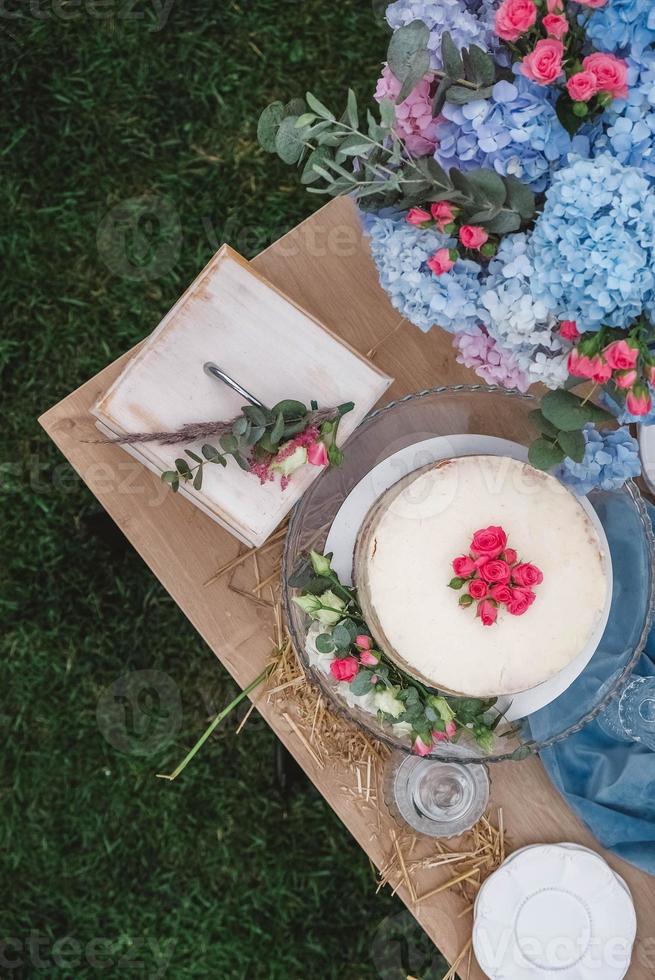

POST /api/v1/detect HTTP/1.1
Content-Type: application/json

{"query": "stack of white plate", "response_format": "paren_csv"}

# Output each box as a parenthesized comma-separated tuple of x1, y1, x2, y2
(472, 843, 637, 980)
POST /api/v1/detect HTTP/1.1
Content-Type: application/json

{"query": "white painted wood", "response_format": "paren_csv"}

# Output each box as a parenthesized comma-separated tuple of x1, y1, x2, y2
(92, 245, 393, 546)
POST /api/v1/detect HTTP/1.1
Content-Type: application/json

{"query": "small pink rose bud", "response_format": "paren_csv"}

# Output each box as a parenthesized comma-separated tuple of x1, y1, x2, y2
(468, 578, 489, 600)
(626, 384, 653, 417)
(430, 200, 457, 231)
(478, 599, 498, 627)
(360, 649, 380, 667)
(413, 735, 432, 756)
(459, 225, 489, 251)
(427, 247, 456, 276)
(559, 320, 580, 341)
(614, 369, 638, 390)
(543, 12, 568, 39)
(355, 634, 372, 650)
(307, 441, 329, 467)
(445, 720, 457, 739)
(406, 207, 432, 226)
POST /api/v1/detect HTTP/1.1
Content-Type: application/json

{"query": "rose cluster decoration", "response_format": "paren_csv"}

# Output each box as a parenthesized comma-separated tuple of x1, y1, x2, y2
(259, 0, 655, 496)
(449, 525, 543, 626)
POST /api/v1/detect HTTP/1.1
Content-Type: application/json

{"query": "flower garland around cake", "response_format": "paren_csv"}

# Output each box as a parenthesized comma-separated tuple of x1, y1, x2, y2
(291, 550, 503, 756)
(113, 399, 354, 492)
(257, 0, 654, 495)
(449, 525, 543, 626)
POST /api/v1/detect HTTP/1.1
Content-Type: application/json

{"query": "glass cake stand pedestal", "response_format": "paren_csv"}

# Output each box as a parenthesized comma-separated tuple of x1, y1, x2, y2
(282, 386, 655, 764)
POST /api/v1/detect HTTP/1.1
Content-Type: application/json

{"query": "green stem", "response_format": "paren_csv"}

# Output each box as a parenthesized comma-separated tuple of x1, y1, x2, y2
(156, 666, 272, 782)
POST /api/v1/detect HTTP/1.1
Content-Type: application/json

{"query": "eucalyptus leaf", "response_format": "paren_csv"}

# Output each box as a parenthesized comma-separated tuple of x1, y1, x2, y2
(331, 624, 352, 651)
(219, 433, 238, 454)
(185, 450, 203, 463)
(271, 399, 307, 418)
(441, 31, 463, 79)
(346, 88, 358, 129)
(558, 428, 586, 463)
(257, 101, 284, 152)
(305, 91, 335, 121)
(232, 415, 249, 437)
(242, 405, 269, 427)
(175, 457, 191, 478)
(528, 437, 566, 471)
(161, 470, 179, 491)
(270, 411, 285, 446)
(193, 467, 203, 491)
(378, 98, 396, 130)
(467, 44, 495, 86)
(397, 50, 431, 103)
(201, 444, 226, 465)
(387, 19, 430, 82)
(232, 451, 251, 472)
(315, 633, 335, 654)
(483, 210, 522, 234)
(504, 175, 536, 222)
(350, 671, 374, 696)
(541, 389, 614, 432)
(301, 147, 331, 185)
(432, 76, 453, 116)
(275, 116, 307, 165)
(528, 408, 560, 440)
(446, 83, 493, 104)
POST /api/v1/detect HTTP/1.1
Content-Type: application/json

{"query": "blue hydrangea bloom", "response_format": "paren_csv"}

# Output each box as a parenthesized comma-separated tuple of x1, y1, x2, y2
(434, 74, 575, 192)
(480, 234, 569, 388)
(557, 424, 641, 495)
(364, 213, 485, 334)
(587, 0, 655, 57)
(386, 0, 495, 71)
(601, 385, 655, 426)
(592, 52, 655, 180)
(529, 154, 655, 330)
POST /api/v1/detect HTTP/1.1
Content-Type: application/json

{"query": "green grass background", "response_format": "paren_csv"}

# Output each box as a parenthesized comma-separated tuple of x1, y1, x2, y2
(1, 2, 448, 977)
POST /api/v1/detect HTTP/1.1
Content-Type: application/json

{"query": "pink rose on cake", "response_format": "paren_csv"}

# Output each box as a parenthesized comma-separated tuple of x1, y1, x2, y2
(470, 526, 507, 558)
(511, 562, 544, 587)
(480, 559, 511, 584)
(478, 599, 498, 627)
(330, 657, 359, 682)
(468, 578, 489, 599)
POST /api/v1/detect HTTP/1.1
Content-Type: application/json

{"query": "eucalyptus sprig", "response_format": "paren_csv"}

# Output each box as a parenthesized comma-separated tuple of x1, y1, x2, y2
(387, 22, 496, 114)
(161, 400, 353, 492)
(258, 88, 535, 231)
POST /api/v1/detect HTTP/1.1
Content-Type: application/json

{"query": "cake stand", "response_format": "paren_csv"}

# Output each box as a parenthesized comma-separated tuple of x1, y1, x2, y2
(282, 386, 655, 763)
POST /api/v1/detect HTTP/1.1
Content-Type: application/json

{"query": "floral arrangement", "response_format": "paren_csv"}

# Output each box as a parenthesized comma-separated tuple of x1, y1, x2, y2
(291, 550, 502, 755)
(258, 0, 655, 494)
(115, 399, 353, 492)
(449, 525, 543, 625)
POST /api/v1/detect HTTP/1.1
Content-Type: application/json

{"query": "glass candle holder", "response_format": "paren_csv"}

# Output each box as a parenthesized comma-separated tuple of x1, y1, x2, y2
(597, 675, 655, 749)
(385, 752, 490, 838)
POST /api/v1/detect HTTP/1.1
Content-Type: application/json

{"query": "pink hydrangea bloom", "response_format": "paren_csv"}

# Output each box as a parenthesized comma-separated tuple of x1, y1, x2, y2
(374, 65, 439, 156)
(453, 328, 530, 392)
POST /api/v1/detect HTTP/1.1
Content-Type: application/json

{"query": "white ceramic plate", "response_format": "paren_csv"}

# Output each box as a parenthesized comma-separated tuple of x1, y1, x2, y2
(638, 425, 655, 496)
(324, 435, 613, 722)
(472, 844, 636, 980)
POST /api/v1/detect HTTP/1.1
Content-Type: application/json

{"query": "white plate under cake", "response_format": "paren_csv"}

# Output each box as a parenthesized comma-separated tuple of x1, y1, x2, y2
(354, 455, 609, 698)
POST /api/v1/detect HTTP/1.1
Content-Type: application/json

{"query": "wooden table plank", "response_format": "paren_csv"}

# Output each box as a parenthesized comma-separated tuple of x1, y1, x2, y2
(39, 197, 655, 978)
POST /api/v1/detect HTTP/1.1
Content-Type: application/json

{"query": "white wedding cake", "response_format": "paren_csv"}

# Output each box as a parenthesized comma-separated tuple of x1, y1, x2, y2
(354, 455, 609, 698)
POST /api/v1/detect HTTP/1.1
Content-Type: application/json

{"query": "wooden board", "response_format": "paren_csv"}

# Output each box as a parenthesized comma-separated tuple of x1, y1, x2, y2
(39, 197, 655, 979)
(93, 244, 391, 548)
